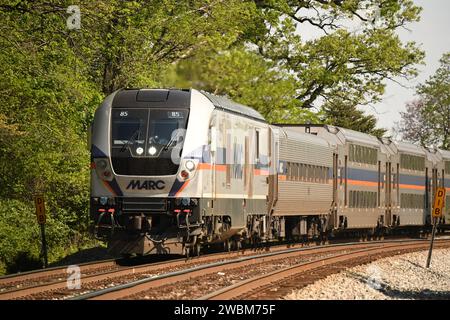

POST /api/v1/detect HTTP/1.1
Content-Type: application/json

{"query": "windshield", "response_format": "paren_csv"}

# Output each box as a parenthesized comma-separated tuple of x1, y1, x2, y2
(112, 109, 147, 149)
(148, 110, 185, 148)
(110, 108, 189, 175)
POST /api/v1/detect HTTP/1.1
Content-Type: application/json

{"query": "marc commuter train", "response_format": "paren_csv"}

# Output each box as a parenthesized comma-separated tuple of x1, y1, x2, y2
(89, 88, 450, 256)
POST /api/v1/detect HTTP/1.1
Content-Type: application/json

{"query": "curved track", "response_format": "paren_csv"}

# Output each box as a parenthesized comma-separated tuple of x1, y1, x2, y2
(0, 241, 334, 299)
(2, 238, 449, 300)
(200, 241, 448, 300)
(76, 239, 450, 300)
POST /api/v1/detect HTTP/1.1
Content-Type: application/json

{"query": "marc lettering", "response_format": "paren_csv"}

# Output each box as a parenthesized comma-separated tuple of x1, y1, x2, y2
(126, 180, 165, 190)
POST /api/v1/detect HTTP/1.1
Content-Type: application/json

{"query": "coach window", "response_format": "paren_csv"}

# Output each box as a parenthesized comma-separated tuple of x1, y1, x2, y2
(287, 162, 292, 180)
(290, 163, 294, 181)
(360, 192, 364, 208)
(255, 129, 260, 164)
(322, 166, 326, 183)
(344, 156, 348, 206)
(392, 169, 396, 190)
(293, 163, 297, 181)
(362, 148, 367, 164)
(349, 191, 353, 207)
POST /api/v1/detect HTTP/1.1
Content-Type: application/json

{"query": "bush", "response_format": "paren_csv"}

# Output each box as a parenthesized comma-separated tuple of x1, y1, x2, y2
(0, 199, 73, 274)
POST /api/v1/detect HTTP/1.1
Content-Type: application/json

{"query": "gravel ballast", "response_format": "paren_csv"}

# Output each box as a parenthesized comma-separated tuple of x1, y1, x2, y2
(284, 248, 450, 300)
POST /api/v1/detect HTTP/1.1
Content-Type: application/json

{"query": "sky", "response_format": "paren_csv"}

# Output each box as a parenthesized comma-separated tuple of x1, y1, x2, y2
(367, 0, 450, 135)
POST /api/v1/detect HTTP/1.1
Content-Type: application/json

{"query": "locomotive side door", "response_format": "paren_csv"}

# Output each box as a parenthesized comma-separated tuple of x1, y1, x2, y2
(209, 113, 218, 207)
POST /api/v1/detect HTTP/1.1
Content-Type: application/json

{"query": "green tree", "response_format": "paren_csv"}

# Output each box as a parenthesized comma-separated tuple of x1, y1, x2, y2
(167, 0, 424, 127)
(321, 100, 386, 137)
(163, 47, 321, 123)
(0, 0, 426, 273)
(398, 53, 450, 149)
(254, 0, 424, 109)
(0, 0, 269, 273)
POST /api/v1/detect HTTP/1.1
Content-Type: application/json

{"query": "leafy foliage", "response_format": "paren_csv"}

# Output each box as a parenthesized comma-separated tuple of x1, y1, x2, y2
(398, 53, 450, 149)
(321, 101, 386, 138)
(0, 0, 424, 273)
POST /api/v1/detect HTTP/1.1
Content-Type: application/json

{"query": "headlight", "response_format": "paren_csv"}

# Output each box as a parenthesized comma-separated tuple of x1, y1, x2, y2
(149, 146, 157, 155)
(185, 160, 196, 171)
(94, 158, 113, 181)
(99, 197, 108, 205)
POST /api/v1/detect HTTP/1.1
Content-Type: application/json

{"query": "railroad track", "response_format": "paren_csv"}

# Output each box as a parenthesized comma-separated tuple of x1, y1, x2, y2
(199, 240, 449, 300)
(2, 238, 448, 300)
(0, 258, 117, 295)
(73, 238, 450, 300)
(0, 241, 331, 300)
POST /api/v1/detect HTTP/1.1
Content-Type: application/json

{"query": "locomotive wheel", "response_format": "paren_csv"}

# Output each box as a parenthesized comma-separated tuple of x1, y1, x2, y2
(194, 242, 201, 256)
(224, 240, 231, 252)
(232, 239, 242, 251)
(236, 240, 242, 251)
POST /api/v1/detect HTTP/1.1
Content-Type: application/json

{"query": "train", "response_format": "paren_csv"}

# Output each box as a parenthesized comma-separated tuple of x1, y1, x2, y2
(89, 88, 450, 256)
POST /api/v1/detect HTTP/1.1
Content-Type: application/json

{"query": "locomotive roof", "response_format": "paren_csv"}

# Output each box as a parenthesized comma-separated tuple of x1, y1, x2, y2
(200, 91, 266, 122)
(112, 88, 191, 108)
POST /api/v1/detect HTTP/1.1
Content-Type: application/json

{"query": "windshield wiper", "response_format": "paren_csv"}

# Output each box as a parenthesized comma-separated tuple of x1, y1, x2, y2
(120, 129, 141, 152)
(163, 131, 180, 151)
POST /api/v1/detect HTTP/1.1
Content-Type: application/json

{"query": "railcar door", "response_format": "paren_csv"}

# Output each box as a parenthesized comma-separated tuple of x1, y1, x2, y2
(432, 167, 438, 201)
(332, 153, 338, 227)
(385, 162, 392, 226)
(267, 127, 278, 214)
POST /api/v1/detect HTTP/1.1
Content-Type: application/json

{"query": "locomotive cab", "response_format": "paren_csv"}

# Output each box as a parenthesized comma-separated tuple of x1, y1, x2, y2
(90, 88, 209, 255)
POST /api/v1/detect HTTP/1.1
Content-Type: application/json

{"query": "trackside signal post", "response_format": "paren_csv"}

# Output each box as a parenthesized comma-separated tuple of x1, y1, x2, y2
(426, 187, 446, 268)
(34, 195, 48, 268)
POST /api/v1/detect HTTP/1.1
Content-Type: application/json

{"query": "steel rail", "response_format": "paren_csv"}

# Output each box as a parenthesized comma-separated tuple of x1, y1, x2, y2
(199, 241, 449, 300)
(71, 239, 440, 300)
